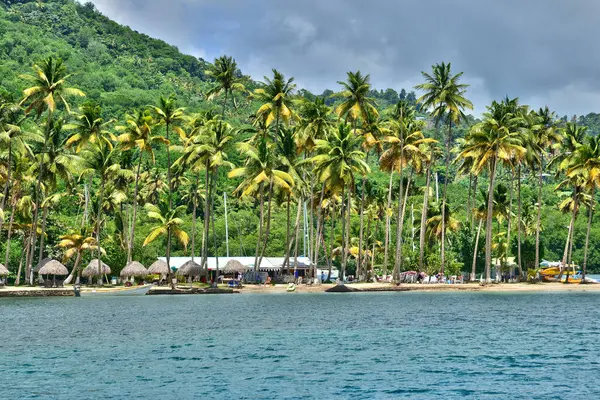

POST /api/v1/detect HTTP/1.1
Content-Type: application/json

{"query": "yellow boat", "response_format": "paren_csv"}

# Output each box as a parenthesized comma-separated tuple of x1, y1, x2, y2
(539, 265, 580, 283)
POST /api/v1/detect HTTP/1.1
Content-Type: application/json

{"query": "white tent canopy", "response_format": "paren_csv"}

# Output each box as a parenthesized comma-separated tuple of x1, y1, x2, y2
(160, 256, 313, 272)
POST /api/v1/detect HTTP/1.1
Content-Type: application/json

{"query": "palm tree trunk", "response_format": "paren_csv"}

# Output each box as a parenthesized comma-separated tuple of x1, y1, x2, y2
(340, 185, 347, 282)
(393, 153, 405, 281)
(517, 166, 523, 279)
(358, 154, 369, 280)
(283, 193, 291, 272)
(165, 121, 173, 285)
(4, 199, 16, 269)
(582, 187, 594, 282)
(128, 153, 143, 263)
(293, 197, 302, 277)
(254, 183, 265, 275)
(211, 168, 220, 283)
(344, 187, 352, 282)
(535, 157, 544, 270)
(37, 201, 49, 270)
(466, 173, 472, 227)
(327, 207, 335, 281)
(0, 140, 13, 241)
(191, 174, 199, 261)
(257, 177, 274, 272)
(419, 164, 432, 271)
(282, 195, 300, 275)
(506, 170, 514, 276)
(15, 236, 28, 286)
(471, 218, 483, 281)
(396, 171, 412, 280)
(222, 89, 228, 117)
(95, 177, 106, 285)
(440, 120, 452, 276)
(383, 171, 394, 277)
(484, 159, 498, 282)
(471, 175, 479, 228)
(201, 159, 211, 273)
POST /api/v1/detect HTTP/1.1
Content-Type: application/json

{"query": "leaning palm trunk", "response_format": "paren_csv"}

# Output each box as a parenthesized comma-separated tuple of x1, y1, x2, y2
(517, 166, 523, 279)
(466, 173, 472, 226)
(582, 187, 594, 283)
(484, 159, 498, 282)
(395, 171, 412, 280)
(419, 165, 432, 271)
(392, 153, 404, 281)
(15, 235, 29, 286)
(534, 158, 543, 270)
(282, 196, 302, 275)
(95, 178, 106, 285)
(471, 175, 479, 228)
(561, 190, 578, 272)
(127, 153, 143, 263)
(37, 202, 49, 278)
(165, 122, 173, 286)
(0, 140, 13, 241)
(383, 171, 394, 277)
(64, 251, 83, 285)
(471, 218, 483, 281)
(340, 186, 347, 282)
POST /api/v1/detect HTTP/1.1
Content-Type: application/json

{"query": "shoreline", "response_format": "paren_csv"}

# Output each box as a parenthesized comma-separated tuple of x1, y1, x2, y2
(2, 282, 600, 297)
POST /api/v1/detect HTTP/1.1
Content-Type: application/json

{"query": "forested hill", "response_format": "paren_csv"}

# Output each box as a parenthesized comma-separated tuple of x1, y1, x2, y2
(0, 0, 423, 117)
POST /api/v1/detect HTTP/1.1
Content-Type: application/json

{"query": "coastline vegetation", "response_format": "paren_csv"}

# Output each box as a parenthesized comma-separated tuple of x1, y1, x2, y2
(2, 0, 600, 285)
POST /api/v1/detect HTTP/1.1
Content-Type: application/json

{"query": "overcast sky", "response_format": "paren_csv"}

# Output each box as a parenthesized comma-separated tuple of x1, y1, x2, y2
(86, 0, 600, 116)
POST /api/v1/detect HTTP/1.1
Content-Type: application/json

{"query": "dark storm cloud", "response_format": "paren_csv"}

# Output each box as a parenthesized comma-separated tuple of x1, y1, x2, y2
(88, 0, 600, 115)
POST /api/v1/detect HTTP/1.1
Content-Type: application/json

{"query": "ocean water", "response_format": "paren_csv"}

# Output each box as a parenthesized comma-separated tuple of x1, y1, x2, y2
(1, 291, 600, 399)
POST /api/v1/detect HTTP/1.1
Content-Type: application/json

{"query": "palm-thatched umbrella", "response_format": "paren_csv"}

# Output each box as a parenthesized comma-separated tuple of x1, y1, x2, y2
(222, 259, 247, 275)
(38, 260, 69, 286)
(177, 260, 202, 288)
(120, 261, 148, 281)
(148, 259, 169, 276)
(82, 259, 111, 280)
(33, 257, 52, 274)
(0, 263, 9, 276)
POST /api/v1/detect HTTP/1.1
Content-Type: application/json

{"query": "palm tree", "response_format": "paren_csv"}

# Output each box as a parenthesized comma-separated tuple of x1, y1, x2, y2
(458, 104, 526, 282)
(296, 97, 334, 153)
(415, 62, 472, 275)
(312, 123, 369, 281)
(336, 71, 378, 276)
(566, 136, 600, 282)
(470, 190, 487, 280)
(228, 136, 294, 274)
(117, 110, 167, 263)
(61, 231, 103, 285)
(254, 69, 296, 139)
(20, 57, 84, 281)
(143, 202, 189, 284)
(418, 142, 442, 271)
(65, 102, 115, 152)
(206, 55, 247, 115)
(80, 141, 119, 283)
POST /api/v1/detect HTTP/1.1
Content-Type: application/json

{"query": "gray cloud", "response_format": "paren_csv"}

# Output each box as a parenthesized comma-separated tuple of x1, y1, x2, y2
(87, 0, 600, 116)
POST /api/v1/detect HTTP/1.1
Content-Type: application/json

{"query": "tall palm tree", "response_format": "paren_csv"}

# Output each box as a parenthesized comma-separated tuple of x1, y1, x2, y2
(65, 102, 115, 152)
(567, 136, 600, 282)
(206, 55, 247, 115)
(20, 57, 84, 280)
(458, 104, 526, 282)
(418, 142, 442, 271)
(228, 136, 294, 274)
(336, 71, 378, 276)
(415, 62, 472, 275)
(254, 69, 296, 139)
(117, 110, 167, 263)
(312, 123, 369, 281)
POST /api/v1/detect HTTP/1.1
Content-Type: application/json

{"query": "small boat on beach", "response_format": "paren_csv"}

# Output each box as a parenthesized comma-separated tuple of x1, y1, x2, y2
(76, 284, 153, 297)
(286, 283, 296, 292)
(539, 264, 581, 283)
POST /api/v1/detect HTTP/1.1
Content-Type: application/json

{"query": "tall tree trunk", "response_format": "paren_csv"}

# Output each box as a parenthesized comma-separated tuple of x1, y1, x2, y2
(344, 186, 352, 282)
(165, 121, 173, 286)
(293, 197, 302, 277)
(37, 202, 49, 271)
(535, 157, 544, 270)
(283, 193, 291, 272)
(471, 175, 479, 229)
(471, 218, 483, 281)
(282, 195, 301, 275)
(4, 198, 16, 270)
(253, 183, 265, 275)
(441, 120, 452, 276)
(393, 151, 405, 281)
(340, 185, 347, 282)
(311, 184, 326, 280)
(466, 173, 472, 227)
(15, 235, 29, 286)
(419, 164, 432, 271)
(201, 159, 211, 273)
(257, 177, 275, 272)
(517, 166, 523, 279)
(506, 170, 514, 276)
(128, 153, 143, 263)
(582, 187, 594, 283)
(484, 159, 498, 282)
(0, 140, 13, 241)
(95, 177, 106, 285)
(383, 171, 394, 277)
(211, 168, 220, 284)
(395, 171, 412, 280)
(357, 152, 369, 280)
(327, 207, 335, 281)
(191, 173, 199, 261)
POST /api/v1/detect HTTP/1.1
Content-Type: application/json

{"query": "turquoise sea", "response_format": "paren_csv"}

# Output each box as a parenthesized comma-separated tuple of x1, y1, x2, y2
(1, 291, 600, 399)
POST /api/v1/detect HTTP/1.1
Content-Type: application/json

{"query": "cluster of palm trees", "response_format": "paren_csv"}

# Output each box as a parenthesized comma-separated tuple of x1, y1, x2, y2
(1, 55, 598, 286)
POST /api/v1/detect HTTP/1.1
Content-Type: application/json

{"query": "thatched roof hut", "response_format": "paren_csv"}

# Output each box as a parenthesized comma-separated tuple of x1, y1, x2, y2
(0, 263, 9, 276)
(177, 260, 202, 277)
(148, 259, 169, 275)
(120, 261, 148, 278)
(222, 259, 247, 274)
(82, 259, 111, 277)
(34, 258, 52, 273)
(38, 260, 69, 276)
